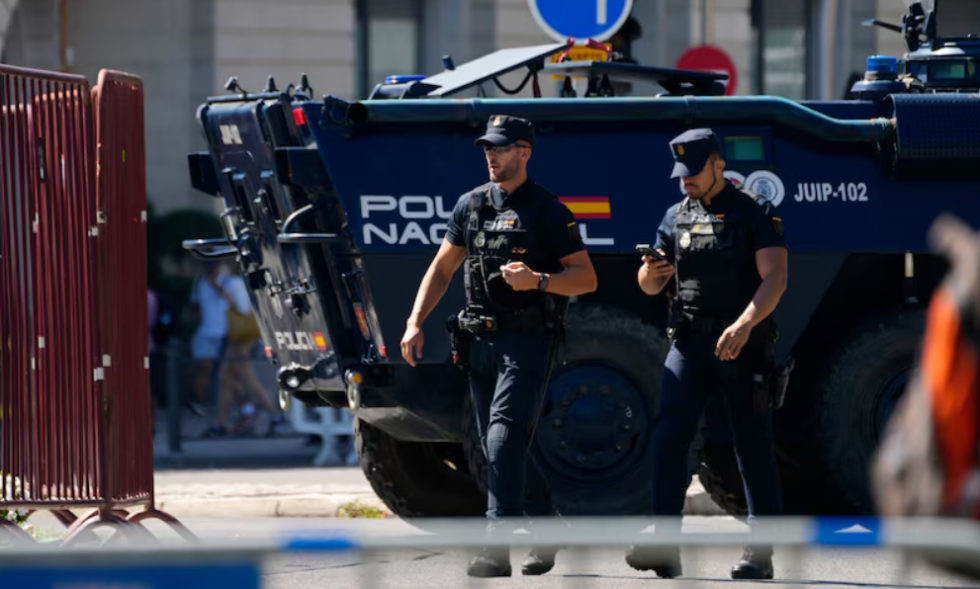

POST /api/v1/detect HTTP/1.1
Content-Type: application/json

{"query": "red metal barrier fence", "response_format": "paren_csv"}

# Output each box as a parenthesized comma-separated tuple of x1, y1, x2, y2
(0, 64, 193, 546)
(92, 71, 153, 511)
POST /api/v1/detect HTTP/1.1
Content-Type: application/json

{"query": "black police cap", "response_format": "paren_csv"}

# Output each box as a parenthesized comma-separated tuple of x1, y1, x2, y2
(668, 128, 723, 178)
(475, 114, 535, 148)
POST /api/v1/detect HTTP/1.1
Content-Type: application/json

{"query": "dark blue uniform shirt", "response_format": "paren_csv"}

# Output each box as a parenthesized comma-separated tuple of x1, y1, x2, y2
(652, 181, 786, 265)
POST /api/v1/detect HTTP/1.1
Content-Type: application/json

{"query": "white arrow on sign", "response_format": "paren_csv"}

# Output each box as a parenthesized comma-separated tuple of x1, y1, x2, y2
(597, 0, 607, 24)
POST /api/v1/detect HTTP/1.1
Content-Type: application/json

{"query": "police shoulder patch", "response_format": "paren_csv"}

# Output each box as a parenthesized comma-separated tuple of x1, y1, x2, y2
(772, 215, 784, 237)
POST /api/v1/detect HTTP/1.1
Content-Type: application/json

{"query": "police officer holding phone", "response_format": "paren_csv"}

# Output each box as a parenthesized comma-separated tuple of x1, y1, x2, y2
(629, 128, 788, 580)
(400, 114, 598, 578)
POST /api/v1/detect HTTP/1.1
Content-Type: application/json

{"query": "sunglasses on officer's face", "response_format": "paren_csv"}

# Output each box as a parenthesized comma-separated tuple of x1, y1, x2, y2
(483, 143, 531, 154)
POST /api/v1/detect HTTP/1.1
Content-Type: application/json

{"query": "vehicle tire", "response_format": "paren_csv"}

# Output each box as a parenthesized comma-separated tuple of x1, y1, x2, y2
(538, 303, 672, 515)
(811, 307, 926, 514)
(354, 418, 486, 523)
(459, 303, 674, 516)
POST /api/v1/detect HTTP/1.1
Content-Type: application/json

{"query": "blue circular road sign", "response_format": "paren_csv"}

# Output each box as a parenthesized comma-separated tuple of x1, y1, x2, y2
(528, 0, 635, 43)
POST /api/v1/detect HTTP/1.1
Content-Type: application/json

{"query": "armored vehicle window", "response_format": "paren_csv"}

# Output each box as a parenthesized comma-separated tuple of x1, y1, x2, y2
(724, 135, 766, 162)
(928, 60, 978, 82)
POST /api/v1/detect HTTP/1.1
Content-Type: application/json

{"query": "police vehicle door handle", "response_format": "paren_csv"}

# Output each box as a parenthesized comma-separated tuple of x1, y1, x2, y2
(277, 203, 343, 245)
(181, 238, 238, 260)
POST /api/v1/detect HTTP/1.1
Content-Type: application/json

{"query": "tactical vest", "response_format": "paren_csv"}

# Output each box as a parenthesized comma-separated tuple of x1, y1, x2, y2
(671, 191, 762, 320)
(462, 183, 555, 314)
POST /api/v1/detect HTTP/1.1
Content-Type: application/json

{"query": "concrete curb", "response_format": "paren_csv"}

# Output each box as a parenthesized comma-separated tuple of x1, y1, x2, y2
(157, 494, 390, 519)
(156, 488, 729, 519)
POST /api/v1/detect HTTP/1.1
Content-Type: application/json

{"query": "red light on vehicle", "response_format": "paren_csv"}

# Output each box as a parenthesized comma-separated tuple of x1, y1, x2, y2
(293, 107, 308, 126)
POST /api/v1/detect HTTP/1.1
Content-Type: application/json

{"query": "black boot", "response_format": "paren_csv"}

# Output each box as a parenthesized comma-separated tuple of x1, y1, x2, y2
(730, 545, 774, 580)
(625, 545, 682, 578)
(521, 546, 557, 575)
(467, 546, 512, 578)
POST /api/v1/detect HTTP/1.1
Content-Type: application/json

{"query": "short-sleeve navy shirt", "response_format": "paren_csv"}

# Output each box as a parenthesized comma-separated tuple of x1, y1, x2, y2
(444, 178, 586, 265)
(652, 180, 786, 264)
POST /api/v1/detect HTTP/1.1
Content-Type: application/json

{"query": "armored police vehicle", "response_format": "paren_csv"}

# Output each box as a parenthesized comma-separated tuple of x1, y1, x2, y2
(184, 0, 979, 523)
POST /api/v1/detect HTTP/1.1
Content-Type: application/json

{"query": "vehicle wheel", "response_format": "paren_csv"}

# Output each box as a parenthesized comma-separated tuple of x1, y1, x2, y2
(354, 418, 486, 523)
(534, 304, 672, 515)
(462, 302, 677, 515)
(811, 308, 925, 514)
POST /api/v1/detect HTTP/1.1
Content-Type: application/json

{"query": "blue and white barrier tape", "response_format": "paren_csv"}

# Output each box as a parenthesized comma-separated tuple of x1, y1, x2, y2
(3, 516, 980, 560)
(273, 515, 969, 553)
(4, 517, 980, 589)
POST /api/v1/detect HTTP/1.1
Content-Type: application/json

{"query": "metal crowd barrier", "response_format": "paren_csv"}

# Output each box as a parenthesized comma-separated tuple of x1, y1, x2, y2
(2, 515, 980, 588)
(0, 64, 194, 546)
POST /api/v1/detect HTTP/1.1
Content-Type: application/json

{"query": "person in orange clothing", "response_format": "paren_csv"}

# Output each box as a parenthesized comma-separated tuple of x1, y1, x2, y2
(873, 212, 980, 578)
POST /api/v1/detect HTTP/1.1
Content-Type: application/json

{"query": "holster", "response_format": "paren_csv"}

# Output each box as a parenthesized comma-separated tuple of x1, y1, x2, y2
(445, 313, 473, 371)
(542, 294, 568, 343)
(768, 355, 795, 410)
(751, 354, 795, 412)
(455, 304, 499, 333)
(456, 299, 563, 336)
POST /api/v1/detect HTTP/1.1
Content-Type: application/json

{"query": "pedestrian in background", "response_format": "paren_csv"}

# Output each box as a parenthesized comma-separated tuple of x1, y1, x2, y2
(217, 271, 286, 437)
(187, 261, 231, 417)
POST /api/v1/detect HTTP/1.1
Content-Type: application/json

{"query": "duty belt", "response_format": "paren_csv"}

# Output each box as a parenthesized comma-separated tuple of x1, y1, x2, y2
(667, 312, 732, 340)
(683, 314, 730, 335)
(457, 305, 550, 334)
(673, 312, 778, 343)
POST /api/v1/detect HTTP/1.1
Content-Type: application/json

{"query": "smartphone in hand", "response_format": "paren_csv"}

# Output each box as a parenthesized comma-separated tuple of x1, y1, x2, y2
(635, 243, 666, 263)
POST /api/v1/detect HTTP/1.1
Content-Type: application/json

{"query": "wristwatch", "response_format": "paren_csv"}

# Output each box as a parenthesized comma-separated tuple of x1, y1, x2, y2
(537, 273, 549, 292)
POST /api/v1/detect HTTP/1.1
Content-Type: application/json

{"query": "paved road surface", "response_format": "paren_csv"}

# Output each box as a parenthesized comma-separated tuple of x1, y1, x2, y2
(155, 466, 371, 490)
(27, 515, 978, 589)
(149, 467, 724, 517)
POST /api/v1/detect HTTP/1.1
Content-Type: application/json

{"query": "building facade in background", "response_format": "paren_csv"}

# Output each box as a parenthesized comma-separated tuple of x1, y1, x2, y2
(1, 0, 979, 215)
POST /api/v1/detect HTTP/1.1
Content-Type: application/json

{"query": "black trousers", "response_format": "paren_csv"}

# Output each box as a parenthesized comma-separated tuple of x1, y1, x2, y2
(651, 330, 784, 525)
(468, 329, 555, 522)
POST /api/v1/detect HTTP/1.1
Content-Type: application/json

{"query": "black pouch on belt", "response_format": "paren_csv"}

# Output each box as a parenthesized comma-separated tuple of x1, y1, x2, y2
(769, 355, 796, 410)
(446, 314, 472, 371)
(751, 372, 770, 413)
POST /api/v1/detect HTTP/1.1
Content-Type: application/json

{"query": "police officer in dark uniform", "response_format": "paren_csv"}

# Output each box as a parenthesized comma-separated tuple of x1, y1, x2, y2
(400, 114, 598, 578)
(628, 128, 788, 580)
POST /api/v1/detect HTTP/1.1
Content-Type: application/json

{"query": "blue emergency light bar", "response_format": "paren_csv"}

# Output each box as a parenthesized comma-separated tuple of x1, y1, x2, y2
(866, 55, 900, 75)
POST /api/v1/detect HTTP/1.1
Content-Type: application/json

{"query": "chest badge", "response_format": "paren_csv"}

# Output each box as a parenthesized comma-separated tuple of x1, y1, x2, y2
(691, 222, 715, 235)
(679, 230, 692, 249)
(475, 231, 486, 247)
